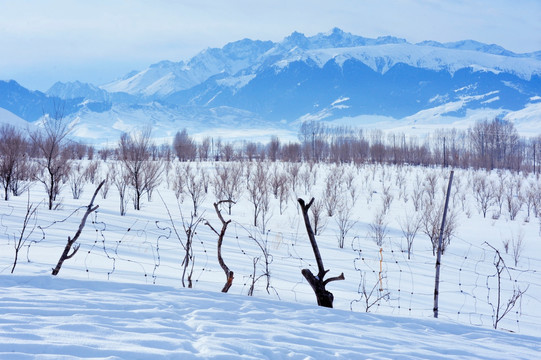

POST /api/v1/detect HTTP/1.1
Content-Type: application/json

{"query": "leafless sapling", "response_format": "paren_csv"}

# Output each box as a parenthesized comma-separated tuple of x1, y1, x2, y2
(484, 242, 528, 330)
(422, 199, 458, 256)
(472, 173, 494, 218)
(246, 162, 270, 228)
(298, 197, 345, 308)
(213, 162, 243, 215)
(335, 198, 356, 249)
(109, 162, 130, 216)
(10, 194, 39, 273)
(159, 192, 202, 288)
(84, 160, 101, 184)
(143, 158, 163, 202)
(182, 163, 206, 217)
(350, 271, 390, 313)
(368, 208, 388, 247)
(51, 180, 105, 275)
(399, 210, 422, 260)
(323, 168, 343, 217)
(68, 162, 86, 199)
(242, 226, 274, 297)
(310, 198, 327, 236)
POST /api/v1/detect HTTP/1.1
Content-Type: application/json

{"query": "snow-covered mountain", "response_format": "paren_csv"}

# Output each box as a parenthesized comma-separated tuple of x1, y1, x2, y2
(1, 28, 541, 142)
(102, 28, 541, 98)
(47, 80, 110, 102)
(100, 39, 274, 98)
(93, 28, 541, 129)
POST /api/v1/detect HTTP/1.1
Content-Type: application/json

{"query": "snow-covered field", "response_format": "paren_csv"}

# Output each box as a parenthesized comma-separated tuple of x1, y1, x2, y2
(1, 161, 541, 358)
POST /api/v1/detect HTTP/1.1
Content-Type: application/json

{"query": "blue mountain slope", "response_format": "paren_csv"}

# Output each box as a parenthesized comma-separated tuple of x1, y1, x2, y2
(163, 56, 538, 121)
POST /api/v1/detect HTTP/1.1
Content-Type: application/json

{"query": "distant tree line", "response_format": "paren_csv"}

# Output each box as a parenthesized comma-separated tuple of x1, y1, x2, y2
(1, 115, 540, 206)
(170, 118, 540, 173)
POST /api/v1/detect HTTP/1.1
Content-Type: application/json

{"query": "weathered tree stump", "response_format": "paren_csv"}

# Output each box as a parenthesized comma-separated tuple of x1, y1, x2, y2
(298, 197, 345, 307)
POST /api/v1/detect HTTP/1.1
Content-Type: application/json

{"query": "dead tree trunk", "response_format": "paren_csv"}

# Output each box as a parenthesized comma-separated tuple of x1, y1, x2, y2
(52, 180, 105, 276)
(298, 197, 345, 307)
(205, 200, 234, 292)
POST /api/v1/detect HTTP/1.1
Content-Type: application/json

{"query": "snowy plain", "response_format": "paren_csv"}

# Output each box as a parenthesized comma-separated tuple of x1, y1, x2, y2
(1, 161, 541, 359)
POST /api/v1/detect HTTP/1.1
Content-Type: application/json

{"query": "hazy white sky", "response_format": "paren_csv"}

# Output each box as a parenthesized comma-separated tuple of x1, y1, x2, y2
(1, 0, 539, 91)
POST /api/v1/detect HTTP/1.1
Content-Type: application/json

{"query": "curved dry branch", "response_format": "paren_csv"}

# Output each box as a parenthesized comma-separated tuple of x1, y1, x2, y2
(51, 180, 105, 276)
(205, 200, 235, 292)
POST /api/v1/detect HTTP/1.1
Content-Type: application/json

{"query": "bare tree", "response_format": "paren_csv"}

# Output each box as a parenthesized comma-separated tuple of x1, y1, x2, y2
(506, 177, 523, 221)
(323, 168, 343, 217)
(246, 229, 274, 296)
(222, 143, 235, 162)
(492, 172, 507, 218)
(68, 162, 86, 199)
(267, 136, 281, 162)
(298, 198, 345, 308)
(182, 163, 206, 216)
(472, 172, 494, 218)
(99, 174, 110, 199)
(368, 208, 388, 247)
(84, 160, 101, 185)
(118, 127, 152, 211)
(484, 242, 528, 330)
(159, 193, 202, 288)
(423, 171, 439, 205)
(213, 162, 243, 215)
(30, 106, 72, 210)
(143, 159, 163, 202)
(246, 162, 270, 228)
(422, 199, 458, 255)
(52, 180, 105, 275)
(309, 198, 327, 236)
(510, 230, 525, 267)
(399, 210, 422, 260)
(10, 194, 39, 273)
(335, 198, 356, 249)
(351, 271, 390, 312)
(0, 124, 27, 201)
(198, 136, 211, 161)
(173, 128, 197, 161)
(277, 174, 290, 215)
(245, 142, 258, 162)
(411, 172, 424, 212)
(109, 162, 130, 216)
(287, 162, 301, 192)
(381, 184, 394, 214)
(299, 166, 312, 193)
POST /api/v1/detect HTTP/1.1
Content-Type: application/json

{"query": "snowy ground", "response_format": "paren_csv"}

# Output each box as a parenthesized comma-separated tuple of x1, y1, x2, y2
(2, 275, 540, 359)
(1, 161, 541, 358)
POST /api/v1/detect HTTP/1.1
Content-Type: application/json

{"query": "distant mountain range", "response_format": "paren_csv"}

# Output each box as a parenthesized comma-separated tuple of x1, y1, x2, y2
(1, 28, 540, 145)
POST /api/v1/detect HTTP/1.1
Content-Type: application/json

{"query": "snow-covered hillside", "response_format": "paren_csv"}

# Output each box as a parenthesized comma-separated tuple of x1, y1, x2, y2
(1, 161, 540, 358)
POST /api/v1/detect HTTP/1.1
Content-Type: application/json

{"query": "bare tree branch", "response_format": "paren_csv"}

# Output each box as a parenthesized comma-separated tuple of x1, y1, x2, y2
(52, 180, 105, 275)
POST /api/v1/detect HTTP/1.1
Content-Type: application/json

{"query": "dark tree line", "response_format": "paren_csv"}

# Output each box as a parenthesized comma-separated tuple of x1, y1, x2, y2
(170, 120, 539, 173)
(1, 118, 540, 208)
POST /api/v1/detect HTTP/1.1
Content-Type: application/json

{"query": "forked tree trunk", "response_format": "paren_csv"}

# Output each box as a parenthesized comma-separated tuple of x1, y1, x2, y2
(298, 198, 345, 307)
(205, 200, 234, 292)
(51, 180, 105, 276)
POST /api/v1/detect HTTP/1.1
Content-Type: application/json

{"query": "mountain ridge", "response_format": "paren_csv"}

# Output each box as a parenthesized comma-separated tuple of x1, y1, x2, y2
(1, 28, 540, 144)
